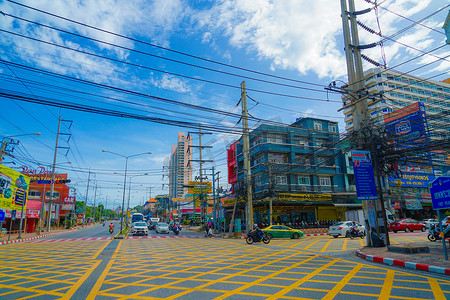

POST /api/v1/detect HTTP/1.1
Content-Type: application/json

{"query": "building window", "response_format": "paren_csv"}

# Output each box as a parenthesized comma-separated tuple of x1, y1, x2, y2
(314, 121, 322, 131)
(294, 137, 308, 146)
(28, 190, 41, 197)
(298, 176, 310, 185)
(267, 134, 284, 144)
(254, 154, 265, 165)
(275, 175, 288, 185)
(45, 191, 60, 198)
(329, 125, 337, 133)
(319, 176, 331, 186)
(295, 155, 310, 165)
(268, 153, 287, 164)
(254, 175, 262, 187)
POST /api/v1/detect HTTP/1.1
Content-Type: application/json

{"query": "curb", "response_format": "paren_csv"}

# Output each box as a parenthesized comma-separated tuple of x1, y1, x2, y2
(356, 249, 450, 275)
(0, 232, 59, 246)
(305, 233, 327, 237)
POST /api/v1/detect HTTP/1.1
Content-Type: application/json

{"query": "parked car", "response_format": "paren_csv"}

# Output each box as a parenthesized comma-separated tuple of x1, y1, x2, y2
(420, 219, 439, 228)
(328, 221, 365, 238)
(389, 219, 426, 233)
(262, 225, 303, 239)
(441, 216, 450, 226)
(131, 222, 148, 236)
(155, 222, 170, 234)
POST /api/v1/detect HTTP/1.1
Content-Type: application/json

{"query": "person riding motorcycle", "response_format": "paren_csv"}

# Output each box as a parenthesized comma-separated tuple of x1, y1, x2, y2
(109, 223, 114, 232)
(351, 221, 358, 235)
(251, 224, 263, 241)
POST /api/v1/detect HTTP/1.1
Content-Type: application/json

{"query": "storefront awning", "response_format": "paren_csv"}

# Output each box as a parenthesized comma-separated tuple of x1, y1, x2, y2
(26, 200, 42, 210)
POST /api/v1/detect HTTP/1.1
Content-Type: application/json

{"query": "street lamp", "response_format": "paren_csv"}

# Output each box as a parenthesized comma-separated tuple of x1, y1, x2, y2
(0, 132, 41, 163)
(102, 150, 151, 233)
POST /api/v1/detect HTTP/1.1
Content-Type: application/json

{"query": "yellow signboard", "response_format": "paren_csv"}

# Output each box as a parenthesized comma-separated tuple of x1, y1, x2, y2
(278, 193, 332, 201)
(223, 197, 245, 206)
(188, 181, 212, 194)
(0, 165, 30, 210)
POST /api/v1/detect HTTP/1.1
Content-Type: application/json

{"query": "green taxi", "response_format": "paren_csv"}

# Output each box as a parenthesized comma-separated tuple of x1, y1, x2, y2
(262, 225, 304, 239)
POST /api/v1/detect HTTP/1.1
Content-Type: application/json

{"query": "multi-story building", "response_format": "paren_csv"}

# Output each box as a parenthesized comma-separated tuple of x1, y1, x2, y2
(169, 132, 192, 200)
(343, 67, 450, 139)
(227, 117, 357, 225)
(342, 68, 450, 219)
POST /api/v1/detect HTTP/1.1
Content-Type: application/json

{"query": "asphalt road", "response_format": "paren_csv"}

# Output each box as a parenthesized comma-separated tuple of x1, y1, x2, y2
(0, 228, 448, 299)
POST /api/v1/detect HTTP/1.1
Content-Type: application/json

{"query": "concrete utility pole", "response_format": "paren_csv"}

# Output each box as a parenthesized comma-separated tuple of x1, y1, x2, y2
(93, 184, 98, 221)
(340, 0, 389, 247)
(83, 170, 91, 224)
(188, 126, 212, 226)
(47, 116, 61, 232)
(241, 81, 253, 232)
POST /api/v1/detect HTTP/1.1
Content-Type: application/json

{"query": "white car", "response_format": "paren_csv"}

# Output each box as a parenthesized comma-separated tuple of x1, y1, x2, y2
(155, 222, 170, 234)
(328, 221, 365, 238)
(132, 222, 149, 236)
(420, 219, 439, 228)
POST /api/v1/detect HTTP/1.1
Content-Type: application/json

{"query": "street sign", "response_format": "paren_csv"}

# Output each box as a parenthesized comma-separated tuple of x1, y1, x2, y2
(430, 176, 450, 210)
(352, 150, 378, 200)
(0, 209, 4, 222)
(37, 180, 52, 184)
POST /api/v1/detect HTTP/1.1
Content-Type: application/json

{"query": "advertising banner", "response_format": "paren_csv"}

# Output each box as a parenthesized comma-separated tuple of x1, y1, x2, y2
(388, 172, 435, 187)
(188, 181, 212, 194)
(352, 150, 378, 200)
(0, 164, 30, 211)
(27, 209, 40, 218)
(63, 196, 75, 203)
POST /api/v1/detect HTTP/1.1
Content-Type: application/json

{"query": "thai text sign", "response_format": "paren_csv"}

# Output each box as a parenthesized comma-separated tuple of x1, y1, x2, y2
(278, 193, 332, 201)
(389, 173, 435, 187)
(188, 181, 212, 194)
(352, 150, 378, 200)
(430, 176, 450, 210)
(0, 165, 30, 210)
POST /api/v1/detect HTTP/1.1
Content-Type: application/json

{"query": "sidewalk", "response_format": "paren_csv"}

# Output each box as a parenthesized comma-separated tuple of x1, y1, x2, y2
(0, 227, 84, 245)
(357, 240, 450, 275)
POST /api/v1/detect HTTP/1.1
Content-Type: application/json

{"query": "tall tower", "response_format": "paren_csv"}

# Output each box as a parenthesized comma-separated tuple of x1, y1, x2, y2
(169, 132, 192, 199)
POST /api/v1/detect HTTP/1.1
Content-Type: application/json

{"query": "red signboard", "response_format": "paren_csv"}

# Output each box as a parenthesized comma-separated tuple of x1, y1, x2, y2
(64, 196, 75, 204)
(27, 209, 40, 218)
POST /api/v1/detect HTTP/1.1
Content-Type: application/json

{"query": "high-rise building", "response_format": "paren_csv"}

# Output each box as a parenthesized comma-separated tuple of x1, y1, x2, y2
(169, 132, 192, 199)
(343, 67, 450, 140)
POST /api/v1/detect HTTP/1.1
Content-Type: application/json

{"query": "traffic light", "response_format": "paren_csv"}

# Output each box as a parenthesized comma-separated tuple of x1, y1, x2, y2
(55, 179, 71, 184)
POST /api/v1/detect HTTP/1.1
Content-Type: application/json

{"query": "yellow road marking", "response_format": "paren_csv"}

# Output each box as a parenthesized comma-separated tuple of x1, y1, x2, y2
(398, 236, 415, 243)
(322, 264, 362, 300)
(91, 239, 112, 259)
(86, 240, 122, 300)
(62, 259, 101, 300)
(378, 269, 394, 299)
(428, 277, 446, 300)
(266, 258, 338, 299)
(303, 237, 322, 250)
(342, 237, 348, 251)
(320, 239, 333, 252)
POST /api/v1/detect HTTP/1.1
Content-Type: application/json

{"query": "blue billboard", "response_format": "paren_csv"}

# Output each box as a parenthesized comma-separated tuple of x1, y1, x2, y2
(430, 177, 450, 210)
(352, 150, 378, 201)
(388, 172, 435, 187)
(384, 102, 429, 148)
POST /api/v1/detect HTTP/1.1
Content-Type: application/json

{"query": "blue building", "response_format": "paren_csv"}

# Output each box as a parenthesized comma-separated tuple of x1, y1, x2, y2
(227, 117, 357, 225)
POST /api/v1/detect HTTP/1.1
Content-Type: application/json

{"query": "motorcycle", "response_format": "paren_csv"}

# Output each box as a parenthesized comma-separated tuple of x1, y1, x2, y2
(427, 224, 450, 242)
(109, 227, 114, 234)
(103, 222, 105, 227)
(204, 228, 212, 238)
(349, 228, 365, 239)
(173, 227, 180, 236)
(246, 231, 270, 244)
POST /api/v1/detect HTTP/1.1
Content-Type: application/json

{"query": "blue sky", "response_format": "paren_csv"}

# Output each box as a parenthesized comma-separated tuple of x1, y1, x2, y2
(0, 0, 448, 210)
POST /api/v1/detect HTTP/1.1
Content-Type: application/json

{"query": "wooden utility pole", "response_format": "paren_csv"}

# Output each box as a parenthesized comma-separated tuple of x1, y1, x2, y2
(241, 81, 253, 232)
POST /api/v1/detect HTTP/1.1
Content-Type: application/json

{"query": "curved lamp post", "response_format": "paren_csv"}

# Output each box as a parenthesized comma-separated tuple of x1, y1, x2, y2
(102, 150, 151, 233)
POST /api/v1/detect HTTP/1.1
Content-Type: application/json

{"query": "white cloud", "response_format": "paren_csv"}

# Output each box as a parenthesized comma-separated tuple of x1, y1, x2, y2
(149, 74, 191, 93)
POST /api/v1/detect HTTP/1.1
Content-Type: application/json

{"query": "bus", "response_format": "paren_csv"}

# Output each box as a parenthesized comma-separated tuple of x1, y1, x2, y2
(131, 213, 144, 224)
